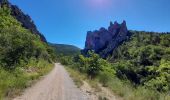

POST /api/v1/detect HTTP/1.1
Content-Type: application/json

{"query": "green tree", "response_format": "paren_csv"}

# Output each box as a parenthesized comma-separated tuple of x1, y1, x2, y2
(145, 59, 170, 92)
(86, 51, 102, 78)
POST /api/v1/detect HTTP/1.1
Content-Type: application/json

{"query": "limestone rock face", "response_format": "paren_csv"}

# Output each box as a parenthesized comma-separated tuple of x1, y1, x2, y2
(0, 0, 47, 42)
(83, 21, 130, 58)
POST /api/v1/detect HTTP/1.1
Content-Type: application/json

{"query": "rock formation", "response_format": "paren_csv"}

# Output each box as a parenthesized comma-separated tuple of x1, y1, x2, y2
(0, 0, 47, 42)
(83, 21, 130, 58)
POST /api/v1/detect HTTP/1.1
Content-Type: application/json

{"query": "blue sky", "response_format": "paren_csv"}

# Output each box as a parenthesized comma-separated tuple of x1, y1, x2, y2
(10, 0, 170, 48)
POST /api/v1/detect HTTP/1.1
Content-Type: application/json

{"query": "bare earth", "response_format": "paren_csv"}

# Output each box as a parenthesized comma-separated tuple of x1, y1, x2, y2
(80, 81, 120, 100)
(13, 63, 89, 100)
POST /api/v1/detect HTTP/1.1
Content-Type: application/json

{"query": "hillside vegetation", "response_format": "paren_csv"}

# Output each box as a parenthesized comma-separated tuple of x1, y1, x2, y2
(0, 6, 56, 99)
(62, 31, 170, 100)
(49, 43, 80, 56)
(109, 31, 170, 92)
(49, 43, 80, 65)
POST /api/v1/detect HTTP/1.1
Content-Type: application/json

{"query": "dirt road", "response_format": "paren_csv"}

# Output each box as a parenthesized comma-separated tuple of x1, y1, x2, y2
(14, 63, 89, 100)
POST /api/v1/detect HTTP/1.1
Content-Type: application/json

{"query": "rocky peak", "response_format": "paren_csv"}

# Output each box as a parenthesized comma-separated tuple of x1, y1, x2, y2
(108, 21, 121, 36)
(119, 20, 128, 36)
(83, 21, 130, 58)
(121, 20, 127, 31)
(122, 20, 126, 25)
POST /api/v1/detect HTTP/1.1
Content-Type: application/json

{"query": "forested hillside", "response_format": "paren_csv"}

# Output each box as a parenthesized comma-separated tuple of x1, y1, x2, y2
(109, 31, 170, 92)
(49, 43, 80, 66)
(49, 43, 80, 57)
(0, 4, 55, 99)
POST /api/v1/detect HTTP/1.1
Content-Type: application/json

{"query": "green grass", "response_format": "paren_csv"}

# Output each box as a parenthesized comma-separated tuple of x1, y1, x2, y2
(0, 59, 54, 100)
(65, 67, 85, 88)
(65, 66, 170, 100)
(98, 75, 170, 100)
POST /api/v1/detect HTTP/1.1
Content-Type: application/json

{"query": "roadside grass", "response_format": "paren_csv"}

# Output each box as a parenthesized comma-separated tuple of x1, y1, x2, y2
(65, 67, 85, 88)
(0, 59, 54, 100)
(65, 66, 170, 100)
(66, 66, 101, 90)
(106, 77, 170, 100)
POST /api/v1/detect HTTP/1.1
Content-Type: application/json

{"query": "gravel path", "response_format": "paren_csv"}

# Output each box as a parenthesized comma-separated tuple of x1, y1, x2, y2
(13, 63, 89, 100)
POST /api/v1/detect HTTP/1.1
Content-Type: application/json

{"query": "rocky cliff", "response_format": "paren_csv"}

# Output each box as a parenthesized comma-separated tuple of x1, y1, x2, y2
(83, 21, 131, 58)
(0, 0, 47, 42)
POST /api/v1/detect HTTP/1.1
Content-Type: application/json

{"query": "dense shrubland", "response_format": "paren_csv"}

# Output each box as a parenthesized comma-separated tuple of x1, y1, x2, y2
(109, 31, 170, 92)
(0, 6, 56, 99)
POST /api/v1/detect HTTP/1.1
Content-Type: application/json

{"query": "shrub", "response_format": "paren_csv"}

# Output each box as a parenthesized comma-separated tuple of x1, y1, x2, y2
(99, 72, 111, 87)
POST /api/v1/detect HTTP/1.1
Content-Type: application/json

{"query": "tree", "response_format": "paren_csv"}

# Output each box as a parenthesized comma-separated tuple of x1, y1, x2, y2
(85, 51, 102, 78)
(144, 59, 170, 92)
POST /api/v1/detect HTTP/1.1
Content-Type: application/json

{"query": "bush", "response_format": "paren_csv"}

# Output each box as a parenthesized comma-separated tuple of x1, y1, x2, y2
(59, 56, 73, 65)
(75, 51, 113, 79)
(99, 72, 111, 87)
(144, 59, 170, 92)
(87, 51, 102, 78)
(109, 31, 170, 92)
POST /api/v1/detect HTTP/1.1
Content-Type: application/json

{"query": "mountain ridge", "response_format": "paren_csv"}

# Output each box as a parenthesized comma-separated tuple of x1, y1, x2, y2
(0, 0, 46, 42)
(49, 43, 81, 56)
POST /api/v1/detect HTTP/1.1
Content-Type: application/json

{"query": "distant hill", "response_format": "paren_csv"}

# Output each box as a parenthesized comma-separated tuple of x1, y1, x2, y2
(49, 43, 81, 56)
